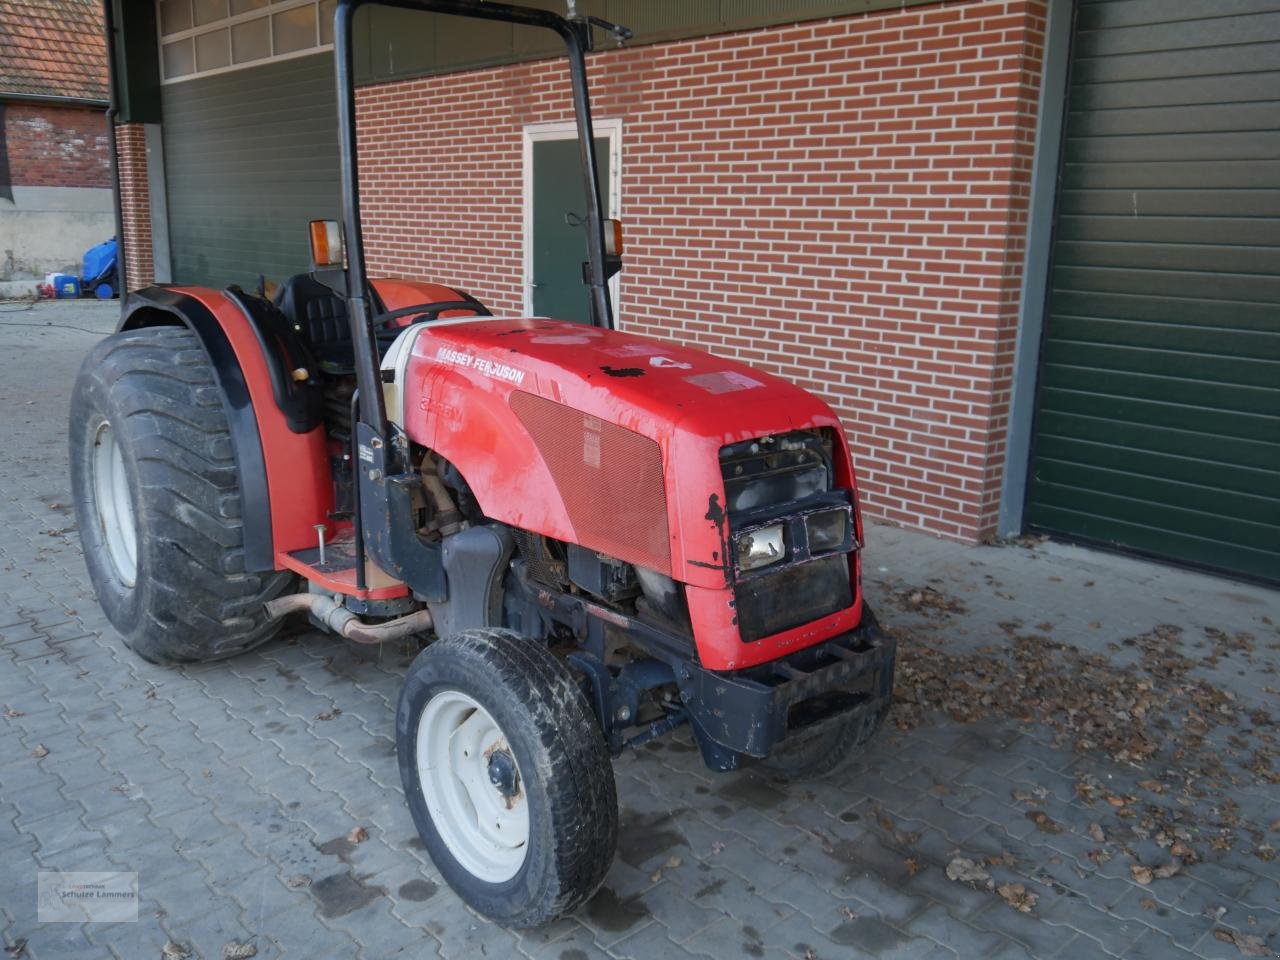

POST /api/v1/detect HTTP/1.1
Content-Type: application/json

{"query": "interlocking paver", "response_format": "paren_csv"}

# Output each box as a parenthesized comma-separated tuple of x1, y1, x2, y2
(1, 300, 1276, 959)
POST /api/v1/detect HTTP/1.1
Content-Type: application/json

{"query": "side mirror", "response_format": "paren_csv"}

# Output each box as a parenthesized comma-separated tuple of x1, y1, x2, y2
(603, 218, 622, 280)
(308, 219, 345, 270)
(581, 219, 624, 285)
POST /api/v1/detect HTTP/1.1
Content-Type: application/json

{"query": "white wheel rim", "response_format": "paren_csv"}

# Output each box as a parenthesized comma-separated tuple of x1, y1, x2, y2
(91, 421, 138, 587)
(416, 689, 530, 883)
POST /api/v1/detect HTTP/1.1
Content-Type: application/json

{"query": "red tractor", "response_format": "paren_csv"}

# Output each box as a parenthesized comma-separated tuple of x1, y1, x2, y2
(72, 0, 895, 928)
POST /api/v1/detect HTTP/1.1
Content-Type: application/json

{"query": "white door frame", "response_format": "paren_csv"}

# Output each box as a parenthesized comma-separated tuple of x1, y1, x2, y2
(522, 118, 622, 318)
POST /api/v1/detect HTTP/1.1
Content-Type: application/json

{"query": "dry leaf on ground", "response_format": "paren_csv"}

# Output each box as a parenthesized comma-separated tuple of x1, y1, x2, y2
(945, 857, 993, 890)
(1214, 929, 1270, 957)
(1025, 810, 1063, 834)
(997, 883, 1037, 913)
(889, 620, 1277, 858)
(887, 584, 968, 619)
(1152, 860, 1182, 880)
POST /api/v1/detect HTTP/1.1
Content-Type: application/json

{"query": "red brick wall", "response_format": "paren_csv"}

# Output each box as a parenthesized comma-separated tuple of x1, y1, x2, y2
(115, 123, 154, 290)
(354, 0, 1047, 542)
(3, 102, 110, 189)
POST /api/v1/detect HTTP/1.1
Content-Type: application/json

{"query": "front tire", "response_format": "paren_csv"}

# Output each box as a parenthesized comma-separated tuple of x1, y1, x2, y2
(69, 326, 293, 663)
(757, 699, 889, 781)
(759, 607, 892, 781)
(397, 629, 617, 927)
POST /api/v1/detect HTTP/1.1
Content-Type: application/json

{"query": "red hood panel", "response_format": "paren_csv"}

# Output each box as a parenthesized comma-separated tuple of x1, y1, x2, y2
(401, 318, 853, 611)
(414, 317, 838, 444)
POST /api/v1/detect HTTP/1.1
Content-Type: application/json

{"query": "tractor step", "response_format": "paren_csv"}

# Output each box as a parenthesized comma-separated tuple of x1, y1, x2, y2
(277, 532, 409, 601)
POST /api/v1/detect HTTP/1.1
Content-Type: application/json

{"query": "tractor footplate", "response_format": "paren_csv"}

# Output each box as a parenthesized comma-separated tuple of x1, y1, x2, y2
(674, 612, 895, 760)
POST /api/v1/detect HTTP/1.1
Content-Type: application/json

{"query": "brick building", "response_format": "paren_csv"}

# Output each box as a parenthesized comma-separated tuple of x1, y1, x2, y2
(0, 0, 113, 295)
(104, 0, 1279, 583)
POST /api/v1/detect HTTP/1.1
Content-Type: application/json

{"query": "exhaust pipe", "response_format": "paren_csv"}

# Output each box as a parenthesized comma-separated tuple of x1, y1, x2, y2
(265, 593, 433, 645)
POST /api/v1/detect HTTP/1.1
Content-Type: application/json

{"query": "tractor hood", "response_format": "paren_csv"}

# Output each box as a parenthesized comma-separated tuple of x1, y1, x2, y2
(402, 317, 841, 442)
(394, 317, 853, 590)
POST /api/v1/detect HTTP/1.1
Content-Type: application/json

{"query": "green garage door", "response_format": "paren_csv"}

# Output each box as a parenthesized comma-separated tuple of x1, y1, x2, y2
(161, 54, 339, 288)
(1027, 0, 1280, 582)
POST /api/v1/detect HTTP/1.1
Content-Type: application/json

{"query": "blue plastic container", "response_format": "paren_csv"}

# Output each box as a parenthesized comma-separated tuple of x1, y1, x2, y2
(50, 274, 81, 298)
(82, 238, 117, 287)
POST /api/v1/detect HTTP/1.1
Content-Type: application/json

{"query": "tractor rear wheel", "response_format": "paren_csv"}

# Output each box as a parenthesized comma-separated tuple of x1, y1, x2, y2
(397, 629, 618, 927)
(69, 326, 293, 664)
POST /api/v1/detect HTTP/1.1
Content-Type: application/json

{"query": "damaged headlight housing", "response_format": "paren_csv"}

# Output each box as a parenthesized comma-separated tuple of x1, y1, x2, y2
(805, 507, 849, 554)
(735, 523, 785, 572)
(732, 505, 855, 578)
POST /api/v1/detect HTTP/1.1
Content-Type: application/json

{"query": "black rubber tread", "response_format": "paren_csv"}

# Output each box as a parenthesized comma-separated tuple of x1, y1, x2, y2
(397, 628, 618, 927)
(69, 326, 293, 664)
(757, 698, 889, 781)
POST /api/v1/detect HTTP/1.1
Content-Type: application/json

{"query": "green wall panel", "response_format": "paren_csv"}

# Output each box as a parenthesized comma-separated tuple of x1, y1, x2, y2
(161, 54, 340, 289)
(1027, 0, 1280, 582)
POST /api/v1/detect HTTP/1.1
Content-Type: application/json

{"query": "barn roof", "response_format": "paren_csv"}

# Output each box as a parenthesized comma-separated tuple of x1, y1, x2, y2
(0, 0, 108, 103)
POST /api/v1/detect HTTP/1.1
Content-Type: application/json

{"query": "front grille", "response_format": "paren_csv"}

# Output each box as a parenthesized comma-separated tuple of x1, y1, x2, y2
(734, 554, 852, 642)
(510, 391, 671, 573)
(721, 429, 856, 642)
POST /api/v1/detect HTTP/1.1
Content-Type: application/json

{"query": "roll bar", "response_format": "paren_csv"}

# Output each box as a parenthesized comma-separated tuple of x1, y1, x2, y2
(333, 0, 624, 433)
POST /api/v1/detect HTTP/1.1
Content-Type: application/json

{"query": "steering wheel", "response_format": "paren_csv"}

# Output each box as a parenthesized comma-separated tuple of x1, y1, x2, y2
(372, 299, 492, 331)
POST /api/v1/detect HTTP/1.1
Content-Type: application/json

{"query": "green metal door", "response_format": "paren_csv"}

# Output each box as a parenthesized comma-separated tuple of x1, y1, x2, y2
(161, 54, 339, 288)
(531, 137, 610, 324)
(1027, 0, 1280, 581)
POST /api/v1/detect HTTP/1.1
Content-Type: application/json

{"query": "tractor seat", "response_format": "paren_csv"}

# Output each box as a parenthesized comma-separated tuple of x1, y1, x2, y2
(273, 273, 369, 374)
(274, 273, 491, 375)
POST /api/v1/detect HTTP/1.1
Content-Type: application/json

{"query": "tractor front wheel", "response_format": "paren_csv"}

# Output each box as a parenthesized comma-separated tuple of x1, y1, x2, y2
(757, 699, 889, 781)
(759, 608, 893, 781)
(69, 326, 293, 663)
(397, 629, 617, 927)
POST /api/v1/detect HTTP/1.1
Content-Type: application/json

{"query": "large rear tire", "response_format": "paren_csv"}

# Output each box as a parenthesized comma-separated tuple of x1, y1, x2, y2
(397, 629, 617, 927)
(69, 326, 293, 664)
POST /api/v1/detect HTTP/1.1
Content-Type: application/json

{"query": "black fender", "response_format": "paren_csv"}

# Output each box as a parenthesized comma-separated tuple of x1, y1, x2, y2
(119, 286, 275, 572)
(223, 286, 325, 434)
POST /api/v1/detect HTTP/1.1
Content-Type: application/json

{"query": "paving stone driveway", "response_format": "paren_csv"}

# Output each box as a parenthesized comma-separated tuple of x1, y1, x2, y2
(1, 299, 1277, 960)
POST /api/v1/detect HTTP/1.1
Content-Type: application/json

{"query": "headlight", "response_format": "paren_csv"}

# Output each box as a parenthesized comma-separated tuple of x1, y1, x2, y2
(725, 462, 826, 513)
(806, 508, 849, 554)
(735, 523, 785, 572)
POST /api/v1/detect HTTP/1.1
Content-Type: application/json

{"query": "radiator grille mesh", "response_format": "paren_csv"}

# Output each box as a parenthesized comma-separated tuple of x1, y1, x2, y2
(510, 391, 671, 573)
